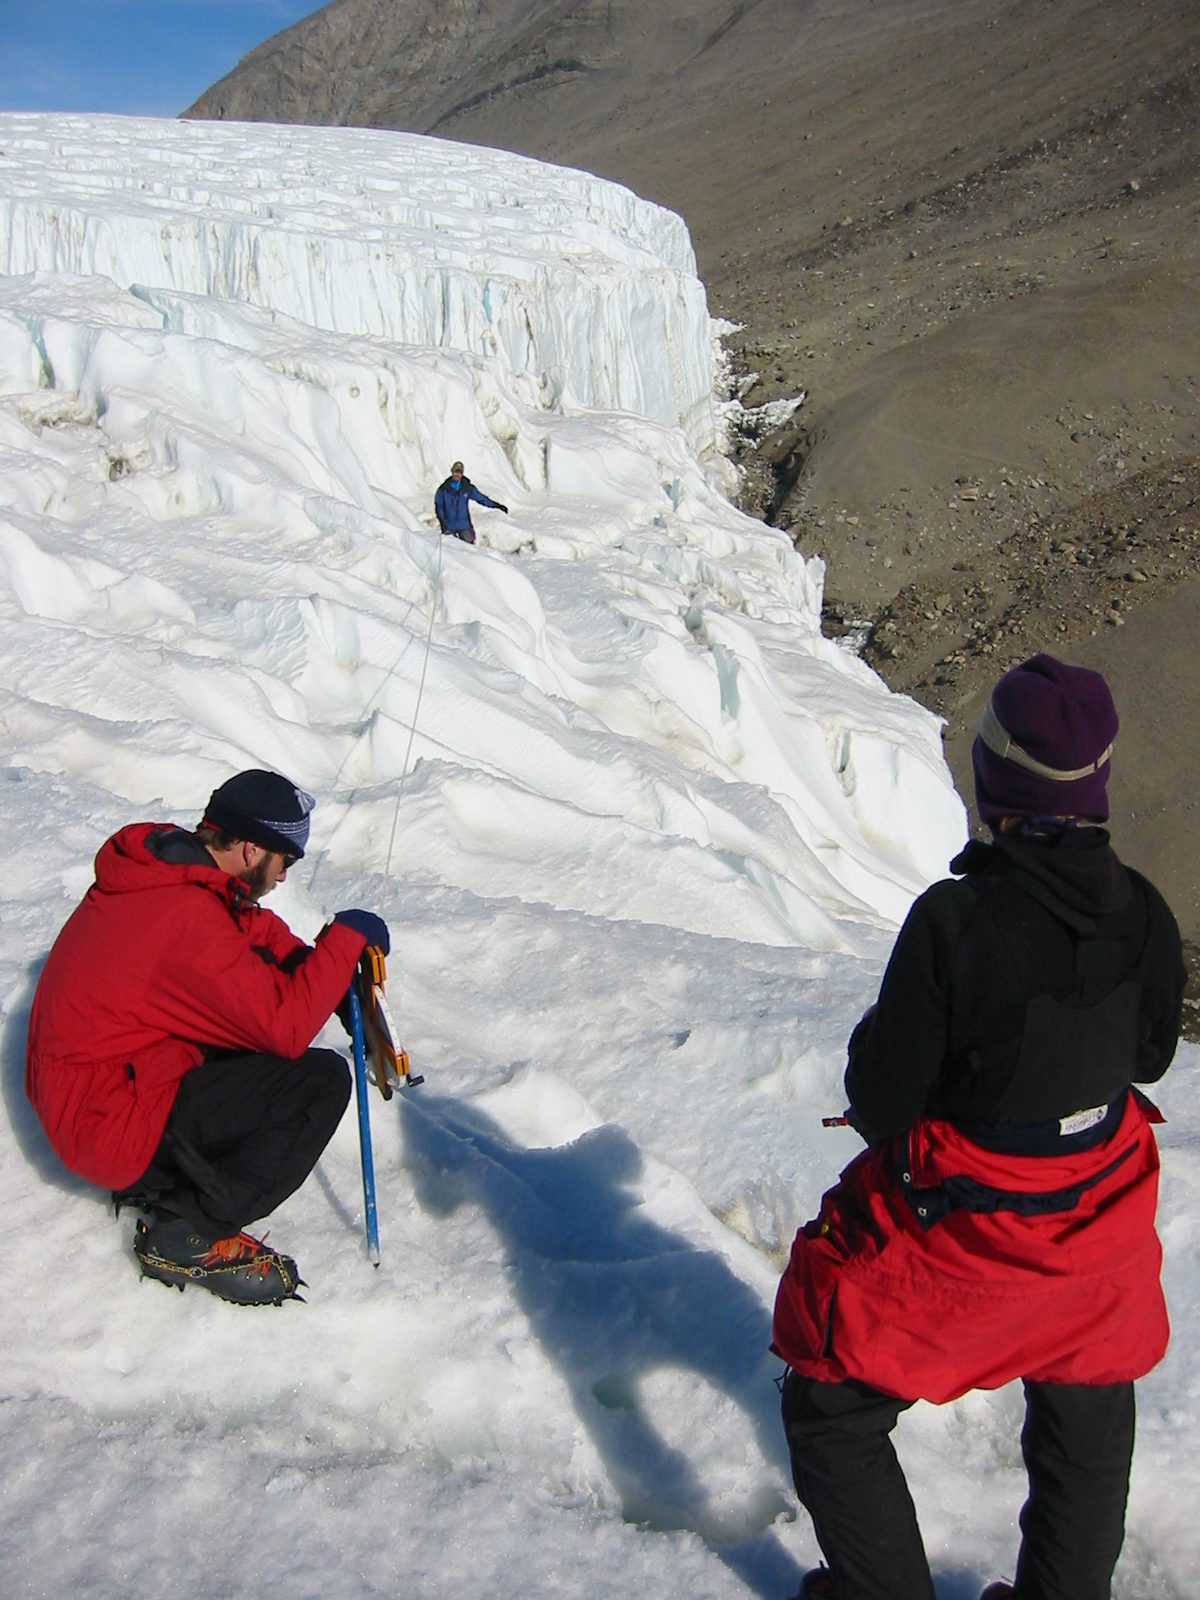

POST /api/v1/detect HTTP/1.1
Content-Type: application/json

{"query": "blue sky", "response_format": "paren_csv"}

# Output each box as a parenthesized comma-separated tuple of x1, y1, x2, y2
(0, 2, 323, 118)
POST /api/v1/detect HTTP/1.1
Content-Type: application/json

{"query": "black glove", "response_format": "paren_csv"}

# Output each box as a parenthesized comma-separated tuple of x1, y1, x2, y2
(333, 908, 390, 954)
(497, 503, 509, 514)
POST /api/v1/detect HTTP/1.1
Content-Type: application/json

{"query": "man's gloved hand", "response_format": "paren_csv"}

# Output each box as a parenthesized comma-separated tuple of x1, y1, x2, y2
(497, 503, 509, 514)
(334, 908, 390, 954)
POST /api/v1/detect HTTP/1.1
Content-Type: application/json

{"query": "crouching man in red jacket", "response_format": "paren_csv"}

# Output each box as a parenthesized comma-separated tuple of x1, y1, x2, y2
(773, 657, 1185, 1600)
(25, 769, 389, 1306)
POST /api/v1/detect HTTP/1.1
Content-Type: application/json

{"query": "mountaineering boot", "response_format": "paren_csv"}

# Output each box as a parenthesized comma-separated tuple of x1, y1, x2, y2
(794, 1569, 837, 1599)
(134, 1213, 302, 1305)
(979, 1587, 1015, 1600)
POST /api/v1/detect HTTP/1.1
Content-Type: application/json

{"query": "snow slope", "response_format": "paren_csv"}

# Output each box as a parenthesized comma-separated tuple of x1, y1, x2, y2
(0, 114, 1195, 1600)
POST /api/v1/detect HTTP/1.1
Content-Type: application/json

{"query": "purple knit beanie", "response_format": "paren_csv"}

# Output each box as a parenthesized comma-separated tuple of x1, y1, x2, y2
(971, 654, 1118, 822)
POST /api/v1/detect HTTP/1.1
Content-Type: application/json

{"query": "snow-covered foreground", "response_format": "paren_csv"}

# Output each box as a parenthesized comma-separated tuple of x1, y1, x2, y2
(0, 115, 1196, 1599)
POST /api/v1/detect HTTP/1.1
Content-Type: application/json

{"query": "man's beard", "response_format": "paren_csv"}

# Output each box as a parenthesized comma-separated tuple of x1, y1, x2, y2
(240, 854, 274, 902)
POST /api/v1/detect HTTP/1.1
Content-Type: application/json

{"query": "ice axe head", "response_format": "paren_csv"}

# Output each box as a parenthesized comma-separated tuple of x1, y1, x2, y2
(355, 945, 422, 1095)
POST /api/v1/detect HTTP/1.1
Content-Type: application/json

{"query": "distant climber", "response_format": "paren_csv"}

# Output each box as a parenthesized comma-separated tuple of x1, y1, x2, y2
(434, 460, 507, 544)
(25, 770, 391, 1306)
(772, 654, 1185, 1600)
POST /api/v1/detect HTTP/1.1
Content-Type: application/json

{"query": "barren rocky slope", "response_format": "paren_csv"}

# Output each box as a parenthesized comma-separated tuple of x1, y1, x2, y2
(188, 0, 1200, 980)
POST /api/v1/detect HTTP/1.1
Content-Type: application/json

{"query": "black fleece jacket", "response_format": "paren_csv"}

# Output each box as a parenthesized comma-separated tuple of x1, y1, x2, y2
(845, 829, 1185, 1143)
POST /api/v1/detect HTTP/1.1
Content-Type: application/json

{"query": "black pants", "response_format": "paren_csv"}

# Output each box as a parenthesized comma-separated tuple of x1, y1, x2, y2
(124, 1049, 351, 1235)
(781, 1370, 1135, 1600)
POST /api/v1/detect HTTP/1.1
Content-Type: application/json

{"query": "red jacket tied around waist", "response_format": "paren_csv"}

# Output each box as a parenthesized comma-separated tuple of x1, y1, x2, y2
(25, 823, 366, 1190)
(772, 1091, 1168, 1402)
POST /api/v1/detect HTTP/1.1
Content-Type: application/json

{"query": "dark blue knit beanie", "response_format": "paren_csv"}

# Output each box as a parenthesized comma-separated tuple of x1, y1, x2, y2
(203, 770, 315, 858)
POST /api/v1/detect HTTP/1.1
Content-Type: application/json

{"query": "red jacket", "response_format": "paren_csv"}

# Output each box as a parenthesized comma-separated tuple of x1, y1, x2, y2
(772, 1092, 1168, 1402)
(25, 823, 366, 1190)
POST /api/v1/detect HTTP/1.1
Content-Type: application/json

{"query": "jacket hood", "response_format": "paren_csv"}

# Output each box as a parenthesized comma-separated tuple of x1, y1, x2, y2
(94, 823, 253, 918)
(951, 827, 1132, 925)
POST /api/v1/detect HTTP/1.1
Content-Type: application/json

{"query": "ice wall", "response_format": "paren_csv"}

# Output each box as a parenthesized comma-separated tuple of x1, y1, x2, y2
(0, 115, 717, 454)
(0, 114, 966, 952)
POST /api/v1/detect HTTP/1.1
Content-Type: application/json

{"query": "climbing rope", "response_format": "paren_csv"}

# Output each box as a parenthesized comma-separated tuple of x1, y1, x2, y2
(386, 528, 443, 879)
(308, 529, 443, 892)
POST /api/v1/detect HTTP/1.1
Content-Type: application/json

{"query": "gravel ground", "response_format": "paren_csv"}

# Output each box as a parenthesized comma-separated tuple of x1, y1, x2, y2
(859, 458, 1200, 699)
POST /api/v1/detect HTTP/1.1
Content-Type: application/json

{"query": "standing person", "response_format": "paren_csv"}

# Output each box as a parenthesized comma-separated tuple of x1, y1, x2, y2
(434, 459, 508, 544)
(772, 655, 1185, 1600)
(25, 770, 391, 1306)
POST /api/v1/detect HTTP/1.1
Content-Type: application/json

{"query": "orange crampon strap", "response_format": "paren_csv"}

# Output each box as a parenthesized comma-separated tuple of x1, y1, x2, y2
(201, 1231, 278, 1276)
(357, 944, 416, 1098)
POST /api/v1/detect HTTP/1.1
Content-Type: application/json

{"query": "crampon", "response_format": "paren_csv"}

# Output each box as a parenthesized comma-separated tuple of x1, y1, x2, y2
(134, 1214, 303, 1305)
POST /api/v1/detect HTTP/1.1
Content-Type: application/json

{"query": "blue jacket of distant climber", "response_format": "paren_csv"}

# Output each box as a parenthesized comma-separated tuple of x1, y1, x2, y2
(434, 475, 505, 543)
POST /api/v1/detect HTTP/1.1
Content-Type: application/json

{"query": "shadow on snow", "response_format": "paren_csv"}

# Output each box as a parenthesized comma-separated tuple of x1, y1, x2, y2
(398, 1089, 806, 1599)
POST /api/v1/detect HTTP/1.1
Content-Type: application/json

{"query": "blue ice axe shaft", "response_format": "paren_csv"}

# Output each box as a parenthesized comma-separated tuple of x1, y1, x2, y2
(348, 984, 381, 1266)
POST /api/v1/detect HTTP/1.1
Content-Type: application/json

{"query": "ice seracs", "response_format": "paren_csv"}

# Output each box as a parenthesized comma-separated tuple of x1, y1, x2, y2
(0, 113, 718, 454)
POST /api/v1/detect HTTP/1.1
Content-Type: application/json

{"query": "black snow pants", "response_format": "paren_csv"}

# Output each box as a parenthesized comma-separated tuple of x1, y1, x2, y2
(120, 1049, 351, 1236)
(781, 1369, 1135, 1600)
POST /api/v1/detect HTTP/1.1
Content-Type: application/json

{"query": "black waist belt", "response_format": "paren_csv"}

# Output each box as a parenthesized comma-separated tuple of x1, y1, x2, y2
(897, 1139, 1136, 1232)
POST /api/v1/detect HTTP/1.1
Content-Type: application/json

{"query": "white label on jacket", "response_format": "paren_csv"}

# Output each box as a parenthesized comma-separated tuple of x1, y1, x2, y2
(1059, 1104, 1108, 1138)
